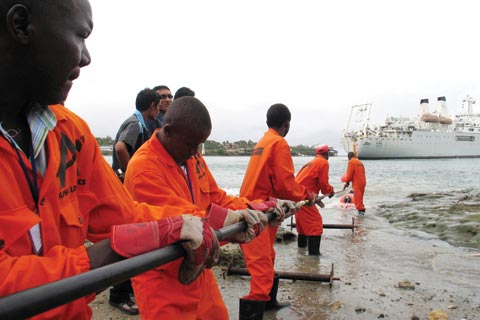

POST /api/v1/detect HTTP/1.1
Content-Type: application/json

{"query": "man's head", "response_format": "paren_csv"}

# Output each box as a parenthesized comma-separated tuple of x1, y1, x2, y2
(136, 88, 160, 120)
(0, 0, 93, 107)
(174, 87, 195, 100)
(315, 144, 329, 159)
(266, 103, 291, 137)
(153, 85, 172, 115)
(159, 96, 212, 163)
(348, 152, 355, 160)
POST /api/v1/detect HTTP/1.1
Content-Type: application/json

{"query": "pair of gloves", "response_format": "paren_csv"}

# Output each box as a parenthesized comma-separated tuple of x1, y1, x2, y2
(110, 198, 297, 285)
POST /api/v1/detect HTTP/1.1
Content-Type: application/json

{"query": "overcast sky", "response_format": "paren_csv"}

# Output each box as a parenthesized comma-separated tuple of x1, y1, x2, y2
(66, 0, 480, 151)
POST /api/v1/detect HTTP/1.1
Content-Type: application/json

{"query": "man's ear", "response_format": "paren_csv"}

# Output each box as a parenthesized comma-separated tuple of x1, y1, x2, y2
(6, 4, 32, 44)
(162, 123, 172, 136)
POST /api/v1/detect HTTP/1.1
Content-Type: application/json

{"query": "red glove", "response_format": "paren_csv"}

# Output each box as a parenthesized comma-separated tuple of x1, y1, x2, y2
(205, 204, 267, 243)
(110, 215, 219, 285)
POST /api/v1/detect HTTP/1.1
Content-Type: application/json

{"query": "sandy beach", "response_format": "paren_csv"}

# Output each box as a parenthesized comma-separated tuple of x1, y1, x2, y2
(90, 207, 480, 320)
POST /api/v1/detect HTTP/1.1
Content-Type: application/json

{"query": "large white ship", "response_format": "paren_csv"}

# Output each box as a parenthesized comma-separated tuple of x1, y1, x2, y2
(342, 95, 480, 159)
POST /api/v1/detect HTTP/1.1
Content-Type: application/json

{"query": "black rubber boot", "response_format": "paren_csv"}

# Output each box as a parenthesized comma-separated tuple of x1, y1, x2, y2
(265, 275, 291, 310)
(108, 280, 138, 315)
(239, 298, 265, 320)
(297, 234, 307, 248)
(308, 235, 321, 256)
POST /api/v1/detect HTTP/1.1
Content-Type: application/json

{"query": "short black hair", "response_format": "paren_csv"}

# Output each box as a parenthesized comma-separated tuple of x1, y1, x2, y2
(164, 96, 211, 133)
(136, 88, 160, 111)
(266, 103, 291, 128)
(348, 152, 355, 159)
(152, 85, 170, 92)
(174, 87, 195, 100)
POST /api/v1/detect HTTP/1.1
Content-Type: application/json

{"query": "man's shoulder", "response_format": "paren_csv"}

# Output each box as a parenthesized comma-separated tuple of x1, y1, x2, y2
(50, 104, 90, 131)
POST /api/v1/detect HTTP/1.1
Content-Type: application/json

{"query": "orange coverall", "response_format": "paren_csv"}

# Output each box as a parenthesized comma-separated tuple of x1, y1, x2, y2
(344, 156, 366, 211)
(239, 128, 309, 301)
(295, 155, 334, 236)
(124, 135, 251, 320)
(0, 105, 169, 320)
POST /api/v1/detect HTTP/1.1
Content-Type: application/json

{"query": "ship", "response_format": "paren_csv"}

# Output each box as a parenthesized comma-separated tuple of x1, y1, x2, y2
(342, 95, 480, 159)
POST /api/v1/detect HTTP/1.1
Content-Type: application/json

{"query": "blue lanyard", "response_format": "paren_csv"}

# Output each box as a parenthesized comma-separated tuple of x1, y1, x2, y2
(4, 135, 39, 210)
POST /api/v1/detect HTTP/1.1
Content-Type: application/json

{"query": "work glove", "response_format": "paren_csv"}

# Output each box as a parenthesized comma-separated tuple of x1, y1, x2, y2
(328, 192, 335, 198)
(205, 204, 268, 243)
(110, 215, 219, 285)
(248, 198, 297, 226)
(305, 191, 325, 208)
(343, 182, 349, 190)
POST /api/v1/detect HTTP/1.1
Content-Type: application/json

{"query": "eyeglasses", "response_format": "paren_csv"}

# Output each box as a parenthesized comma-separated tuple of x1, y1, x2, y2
(159, 94, 173, 99)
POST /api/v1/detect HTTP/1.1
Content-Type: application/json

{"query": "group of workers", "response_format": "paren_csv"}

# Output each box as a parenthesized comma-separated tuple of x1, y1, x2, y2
(0, 1, 366, 320)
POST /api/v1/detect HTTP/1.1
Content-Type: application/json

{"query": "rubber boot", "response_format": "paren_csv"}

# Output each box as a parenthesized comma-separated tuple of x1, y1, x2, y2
(264, 275, 291, 310)
(297, 234, 307, 248)
(239, 298, 265, 320)
(308, 235, 321, 256)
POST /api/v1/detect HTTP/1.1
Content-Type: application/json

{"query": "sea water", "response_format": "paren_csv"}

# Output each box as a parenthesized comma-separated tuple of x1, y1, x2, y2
(205, 156, 480, 250)
(104, 155, 480, 249)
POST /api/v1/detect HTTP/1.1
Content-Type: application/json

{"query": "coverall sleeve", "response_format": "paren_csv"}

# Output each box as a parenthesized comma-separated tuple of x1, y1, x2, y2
(345, 160, 355, 183)
(318, 162, 334, 195)
(270, 141, 308, 201)
(81, 140, 168, 241)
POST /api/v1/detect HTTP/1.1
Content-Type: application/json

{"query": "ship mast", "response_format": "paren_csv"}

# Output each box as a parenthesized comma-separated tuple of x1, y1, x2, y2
(462, 95, 476, 113)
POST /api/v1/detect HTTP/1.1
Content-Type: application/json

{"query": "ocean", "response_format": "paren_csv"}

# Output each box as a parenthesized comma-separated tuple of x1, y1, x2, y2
(204, 156, 480, 250)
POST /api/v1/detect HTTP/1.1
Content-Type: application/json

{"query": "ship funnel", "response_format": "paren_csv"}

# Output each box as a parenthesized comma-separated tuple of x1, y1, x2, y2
(437, 96, 452, 124)
(437, 96, 449, 116)
(419, 98, 429, 114)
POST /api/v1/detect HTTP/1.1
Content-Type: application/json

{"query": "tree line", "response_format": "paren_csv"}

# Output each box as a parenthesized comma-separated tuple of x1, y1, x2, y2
(96, 137, 318, 156)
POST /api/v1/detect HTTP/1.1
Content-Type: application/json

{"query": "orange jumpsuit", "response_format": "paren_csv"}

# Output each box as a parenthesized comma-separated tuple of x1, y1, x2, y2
(239, 128, 309, 301)
(295, 155, 333, 236)
(0, 105, 170, 320)
(124, 134, 251, 320)
(344, 156, 366, 211)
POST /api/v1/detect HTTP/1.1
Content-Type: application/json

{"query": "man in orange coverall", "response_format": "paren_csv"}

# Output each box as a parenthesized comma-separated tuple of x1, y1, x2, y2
(295, 144, 335, 255)
(124, 96, 295, 320)
(343, 152, 367, 215)
(0, 1, 259, 319)
(239, 103, 322, 319)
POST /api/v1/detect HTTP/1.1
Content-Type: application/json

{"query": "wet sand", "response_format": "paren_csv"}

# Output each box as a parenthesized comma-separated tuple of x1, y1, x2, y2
(91, 209, 480, 320)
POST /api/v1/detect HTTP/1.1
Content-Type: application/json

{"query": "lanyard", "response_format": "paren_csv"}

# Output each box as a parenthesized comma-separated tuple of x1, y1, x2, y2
(13, 141, 40, 208)
(180, 163, 195, 203)
(2, 134, 42, 254)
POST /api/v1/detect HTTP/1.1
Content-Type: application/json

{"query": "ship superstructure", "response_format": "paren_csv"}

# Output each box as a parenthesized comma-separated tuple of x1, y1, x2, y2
(342, 96, 480, 159)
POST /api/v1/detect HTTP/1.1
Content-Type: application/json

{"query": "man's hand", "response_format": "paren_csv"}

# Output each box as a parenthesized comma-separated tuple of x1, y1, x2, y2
(110, 215, 219, 285)
(343, 182, 349, 190)
(248, 198, 297, 226)
(205, 204, 268, 243)
(328, 192, 335, 198)
(314, 195, 325, 208)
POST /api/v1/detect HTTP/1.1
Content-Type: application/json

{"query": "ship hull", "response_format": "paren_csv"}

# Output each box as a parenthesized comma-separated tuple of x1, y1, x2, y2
(343, 131, 480, 159)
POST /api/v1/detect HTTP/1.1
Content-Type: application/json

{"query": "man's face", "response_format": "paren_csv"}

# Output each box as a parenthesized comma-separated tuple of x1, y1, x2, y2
(156, 89, 173, 114)
(163, 124, 210, 164)
(28, 0, 93, 105)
